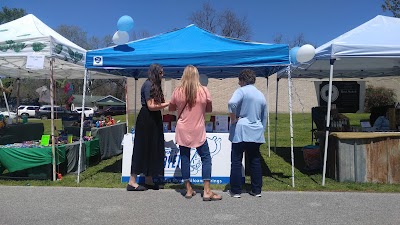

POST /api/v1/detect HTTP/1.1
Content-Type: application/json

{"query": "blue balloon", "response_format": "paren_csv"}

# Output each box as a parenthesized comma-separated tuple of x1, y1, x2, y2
(290, 46, 300, 64)
(117, 15, 134, 31)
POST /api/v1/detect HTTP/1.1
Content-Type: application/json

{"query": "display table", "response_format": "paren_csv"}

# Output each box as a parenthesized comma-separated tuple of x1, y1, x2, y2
(121, 132, 244, 184)
(0, 123, 44, 145)
(0, 145, 65, 173)
(65, 138, 100, 174)
(319, 131, 400, 184)
(0, 139, 99, 178)
(91, 123, 126, 159)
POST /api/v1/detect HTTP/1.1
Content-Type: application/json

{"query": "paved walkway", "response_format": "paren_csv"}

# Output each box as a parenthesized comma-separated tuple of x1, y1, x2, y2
(1, 186, 399, 225)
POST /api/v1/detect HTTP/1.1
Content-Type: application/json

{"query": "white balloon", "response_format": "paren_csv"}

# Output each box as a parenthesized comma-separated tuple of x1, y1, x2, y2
(112, 30, 130, 45)
(296, 44, 316, 63)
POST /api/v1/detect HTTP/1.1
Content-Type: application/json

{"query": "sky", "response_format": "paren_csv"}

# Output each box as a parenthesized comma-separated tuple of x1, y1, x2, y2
(1, 0, 392, 47)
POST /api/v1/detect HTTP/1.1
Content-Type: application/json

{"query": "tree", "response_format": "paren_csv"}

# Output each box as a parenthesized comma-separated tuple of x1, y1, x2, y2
(272, 33, 283, 44)
(272, 33, 312, 48)
(364, 85, 396, 112)
(56, 25, 90, 49)
(189, 2, 251, 40)
(382, 0, 400, 18)
(290, 33, 308, 48)
(0, 7, 26, 24)
(189, 2, 217, 33)
(219, 10, 251, 40)
(102, 35, 113, 47)
(87, 36, 101, 50)
(131, 30, 151, 41)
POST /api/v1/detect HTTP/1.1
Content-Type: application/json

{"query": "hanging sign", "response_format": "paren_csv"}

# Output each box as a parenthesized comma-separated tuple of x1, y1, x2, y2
(26, 54, 45, 70)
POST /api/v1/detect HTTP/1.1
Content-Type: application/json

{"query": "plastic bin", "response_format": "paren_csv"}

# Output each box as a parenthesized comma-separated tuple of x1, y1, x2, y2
(302, 145, 321, 170)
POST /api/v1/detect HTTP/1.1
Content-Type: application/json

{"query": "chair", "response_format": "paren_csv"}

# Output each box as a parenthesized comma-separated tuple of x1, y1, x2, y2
(311, 107, 327, 144)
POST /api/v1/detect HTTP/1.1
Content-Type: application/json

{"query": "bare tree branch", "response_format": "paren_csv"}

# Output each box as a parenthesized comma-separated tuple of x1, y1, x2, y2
(189, 2, 217, 33)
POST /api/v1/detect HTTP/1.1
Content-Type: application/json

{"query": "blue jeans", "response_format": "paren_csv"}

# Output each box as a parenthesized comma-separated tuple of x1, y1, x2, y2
(180, 141, 212, 181)
(230, 142, 262, 194)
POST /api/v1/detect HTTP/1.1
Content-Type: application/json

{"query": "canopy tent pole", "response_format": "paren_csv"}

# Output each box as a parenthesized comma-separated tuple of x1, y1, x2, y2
(274, 77, 280, 153)
(287, 66, 295, 187)
(266, 76, 271, 157)
(50, 58, 56, 181)
(0, 79, 11, 115)
(77, 69, 89, 183)
(125, 77, 129, 133)
(16, 78, 20, 123)
(134, 78, 138, 123)
(322, 59, 335, 186)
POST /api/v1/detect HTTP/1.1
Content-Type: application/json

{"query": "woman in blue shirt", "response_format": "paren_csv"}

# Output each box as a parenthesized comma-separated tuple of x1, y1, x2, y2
(228, 69, 266, 198)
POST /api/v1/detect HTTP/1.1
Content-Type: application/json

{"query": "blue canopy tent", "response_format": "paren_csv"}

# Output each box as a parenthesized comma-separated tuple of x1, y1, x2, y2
(86, 24, 289, 78)
(83, 24, 294, 185)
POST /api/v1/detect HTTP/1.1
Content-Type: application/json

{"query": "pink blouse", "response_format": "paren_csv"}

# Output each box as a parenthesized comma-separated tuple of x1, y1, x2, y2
(169, 86, 212, 148)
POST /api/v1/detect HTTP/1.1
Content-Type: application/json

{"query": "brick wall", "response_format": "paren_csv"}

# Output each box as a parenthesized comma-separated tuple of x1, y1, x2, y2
(126, 75, 400, 115)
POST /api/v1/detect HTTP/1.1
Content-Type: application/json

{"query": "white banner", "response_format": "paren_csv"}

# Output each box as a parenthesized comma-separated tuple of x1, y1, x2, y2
(26, 54, 45, 70)
(121, 132, 244, 184)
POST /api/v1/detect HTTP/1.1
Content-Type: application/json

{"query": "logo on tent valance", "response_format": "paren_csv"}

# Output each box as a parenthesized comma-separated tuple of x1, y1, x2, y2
(93, 56, 103, 66)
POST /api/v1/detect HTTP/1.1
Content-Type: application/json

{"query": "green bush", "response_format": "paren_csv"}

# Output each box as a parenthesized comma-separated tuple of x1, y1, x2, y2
(364, 85, 396, 112)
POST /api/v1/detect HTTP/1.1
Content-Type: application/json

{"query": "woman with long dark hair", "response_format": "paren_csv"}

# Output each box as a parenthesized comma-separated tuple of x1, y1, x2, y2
(127, 64, 169, 191)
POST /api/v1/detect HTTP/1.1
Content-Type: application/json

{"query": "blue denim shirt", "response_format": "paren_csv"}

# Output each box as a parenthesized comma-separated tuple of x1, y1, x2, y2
(372, 116, 390, 131)
(228, 84, 267, 143)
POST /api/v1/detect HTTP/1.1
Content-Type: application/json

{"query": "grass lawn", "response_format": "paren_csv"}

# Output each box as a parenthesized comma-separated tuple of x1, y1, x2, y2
(1, 113, 400, 192)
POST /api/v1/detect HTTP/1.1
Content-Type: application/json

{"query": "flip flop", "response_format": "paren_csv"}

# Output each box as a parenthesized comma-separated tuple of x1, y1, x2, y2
(203, 192, 222, 201)
(185, 191, 196, 199)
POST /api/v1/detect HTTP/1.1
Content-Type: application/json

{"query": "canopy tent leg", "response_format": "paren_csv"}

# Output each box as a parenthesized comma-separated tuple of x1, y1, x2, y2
(287, 66, 295, 187)
(77, 69, 89, 184)
(0, 78, 11, 115)
(322, 59, 335, 186)
(266, 76, 271, 157)
(274, 77, 280, 153)
(134, 78, 138, 123)
(125, 77, 129, 133)
(50, 59, 56, 181)
(16, 78, 20, 123)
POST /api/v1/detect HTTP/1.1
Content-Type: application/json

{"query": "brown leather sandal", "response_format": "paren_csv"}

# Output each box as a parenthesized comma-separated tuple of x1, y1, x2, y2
(203, 192, 222, 201)
(185, 190, 196, 199)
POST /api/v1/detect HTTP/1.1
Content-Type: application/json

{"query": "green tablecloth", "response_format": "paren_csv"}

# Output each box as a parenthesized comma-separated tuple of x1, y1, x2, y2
(0, 145, 65, 173)
(0, 139, 99, 174)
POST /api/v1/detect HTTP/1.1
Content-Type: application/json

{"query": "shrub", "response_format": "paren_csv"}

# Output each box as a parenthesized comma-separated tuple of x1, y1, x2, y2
(364, 85, 396, 112)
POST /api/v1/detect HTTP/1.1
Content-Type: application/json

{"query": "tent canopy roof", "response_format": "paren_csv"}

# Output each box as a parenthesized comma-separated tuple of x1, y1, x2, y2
(0, 14, 119, 79)
(282, 15, 400, 78)
(86, 24, 289, 78)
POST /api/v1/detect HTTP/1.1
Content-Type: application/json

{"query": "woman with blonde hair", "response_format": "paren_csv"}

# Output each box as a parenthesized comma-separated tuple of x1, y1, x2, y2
(169, 65, 222, 201)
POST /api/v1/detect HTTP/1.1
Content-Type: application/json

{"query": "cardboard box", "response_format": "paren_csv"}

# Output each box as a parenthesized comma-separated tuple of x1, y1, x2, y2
(205, 121, 213, 132)
(171, 121, 177, 132)
(215, 115, 229, 132)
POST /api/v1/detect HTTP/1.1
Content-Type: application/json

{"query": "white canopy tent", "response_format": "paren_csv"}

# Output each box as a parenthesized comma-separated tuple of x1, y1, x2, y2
(279, 15, 400, 185)
(0, 14, 118, 181)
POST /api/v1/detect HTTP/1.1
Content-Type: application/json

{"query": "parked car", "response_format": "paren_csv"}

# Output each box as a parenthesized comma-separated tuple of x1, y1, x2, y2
(73, 107, 94, 117)
(94, 106, 126, 117)
(35, 105, 80, 120)
(17, 105, 40, 117)
(0, 111, 17, 119)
